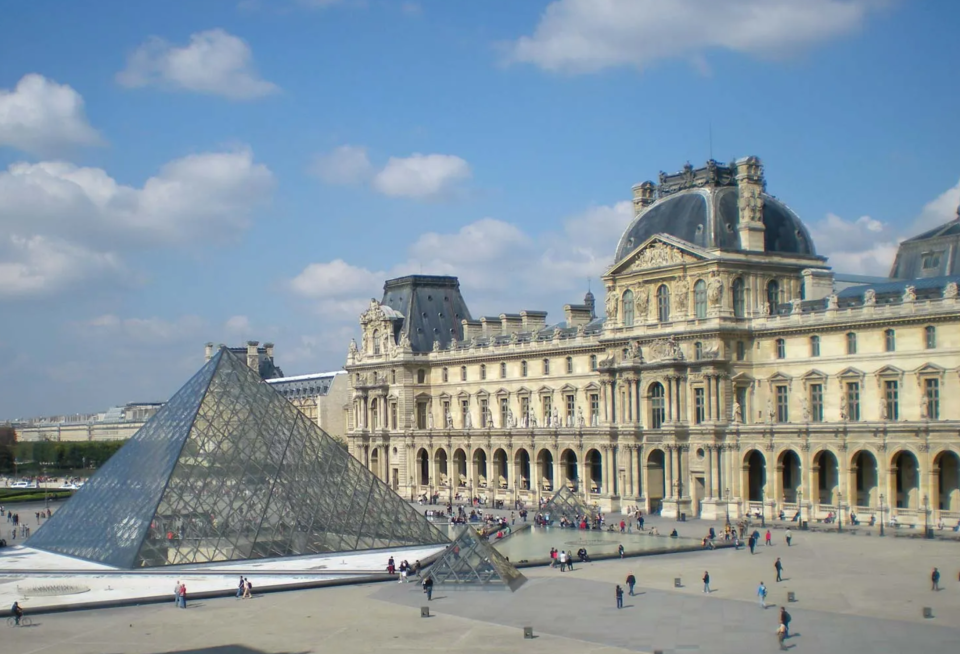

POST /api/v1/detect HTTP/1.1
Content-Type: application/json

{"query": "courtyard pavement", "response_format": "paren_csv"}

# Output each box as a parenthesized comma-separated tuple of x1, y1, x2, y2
(3, 514, 958, 654)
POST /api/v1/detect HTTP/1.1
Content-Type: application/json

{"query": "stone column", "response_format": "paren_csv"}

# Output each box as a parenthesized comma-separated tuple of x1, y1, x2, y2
(666, 446, 675, 498)
(706, 446, 714, 499)
(666, 378, 674, 423)
(706, 376, 713, 422)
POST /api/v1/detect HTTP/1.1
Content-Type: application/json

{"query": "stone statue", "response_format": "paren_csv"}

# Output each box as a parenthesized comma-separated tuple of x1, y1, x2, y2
(507, 409, 515, 428)
(903, 285, 916, 302)
(766, 398, 775, 423)
(674, 277, 689, 313)
(465, 410, 473, 430)
(790, 298, 803, 314)
(576, 323, 586, 337)
(627, 340, 641, 360)
(826, 294, 838, 310)
(510, 331, 520, 343)
(635, 287, 649, 319)
(427, 411, 434, 429)
(605, 288, 618, 320)
(733, 401, 743, 424)
(943, 282, 958, 299)
(863, 288, 876, 306)
(879, 397, 887, 421)
(839, 399, 847, 421)
(707, 273, 723, 306)
(577, 407, 585, 428)
(520, 410, 528, 428)
(552, 327, 563, 340)
(801, 397, 810, 422)
(445, 410, 453, 429)
(348, 338, 359, 356)
(398, 331, 411, 350)
(432, 339, 441, 352)
(920, 399, 929, 420)
(552, 407, 559, 428)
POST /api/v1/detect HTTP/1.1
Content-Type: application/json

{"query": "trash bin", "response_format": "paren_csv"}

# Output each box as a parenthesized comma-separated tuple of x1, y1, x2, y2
(925, 527, 935, 540)
(800, 520, 809, 530)
(680, 513, 686, 522)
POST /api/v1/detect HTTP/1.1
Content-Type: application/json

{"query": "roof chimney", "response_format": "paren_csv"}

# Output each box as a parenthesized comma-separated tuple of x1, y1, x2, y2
(632, 181, 656, 216)
(264, 342, 274, 361)
(246, 341, 259, 371)
(204, 342, 214, 362)
(735, 156, 766, 251)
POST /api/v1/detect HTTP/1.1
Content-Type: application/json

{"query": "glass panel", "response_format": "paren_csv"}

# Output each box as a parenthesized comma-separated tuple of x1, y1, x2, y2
(429, 526, 526, 591)
(29, 348, 447, 569)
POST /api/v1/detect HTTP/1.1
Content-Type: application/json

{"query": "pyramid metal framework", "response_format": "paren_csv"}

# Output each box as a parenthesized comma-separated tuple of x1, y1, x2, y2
(427, 527, 526, 591)
(539, 486, 598, 525)
(28, 348, 448, 569)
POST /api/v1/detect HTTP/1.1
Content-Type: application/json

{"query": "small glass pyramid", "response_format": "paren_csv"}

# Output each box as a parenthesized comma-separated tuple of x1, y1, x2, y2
(538, 486, 598, 526)
(427, 527, 526, 591)
(28, 348, 448, 568)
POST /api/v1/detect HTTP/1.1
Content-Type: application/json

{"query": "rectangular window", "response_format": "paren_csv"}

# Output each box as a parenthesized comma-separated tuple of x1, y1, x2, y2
(924, 378, 940, 420)
(460, 366, 467, 382)
(590, 355, 598, 371)
(500, 362, 507, 379)
(736, 341, 745, 361)
(846, 333, 857, 355)
(461, 399, 470, 428)
(775, 339, 786, 359)
(543, 359, 550, 375)
(809, 384, 823, 422)
(500, 397, 509, 427)
(542, 395, 552, 425)
(925, 326, 937, 349)
(442, 400, 451, 427)
(589, 393, 599, 425)
(479, 398, 489, 428)
(922, 251, 942, 270)
(390, 403, 398, 430)
(810, 336, 820, 357)
(566, 357, 574, 374)
(694, 387, 705, 424)
(884, 380, 899, 420)
(735, 386, 748, 424)
(565, 394, 575, 425)
(416, 401, 428, 430)
(775, 385, 789, 423)
(845, 382, 860, 421)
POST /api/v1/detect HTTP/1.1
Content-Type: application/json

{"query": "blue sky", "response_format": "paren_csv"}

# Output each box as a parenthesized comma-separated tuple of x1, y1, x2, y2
(1, 0, 959, 418)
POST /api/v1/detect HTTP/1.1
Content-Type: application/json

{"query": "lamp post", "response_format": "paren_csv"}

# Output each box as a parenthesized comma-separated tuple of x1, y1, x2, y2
(879, 493, 885, 537)
(923, 494, 930, 537)
(837, 490, 843, 533)
(675, 480, 683, 522)
(725, 487, 731, 527)
(760, 486, 766, 528)
(798, 488, 803, 528)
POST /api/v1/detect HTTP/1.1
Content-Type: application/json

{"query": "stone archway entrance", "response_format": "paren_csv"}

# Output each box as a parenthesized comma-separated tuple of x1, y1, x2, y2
(744, 450, 766, 503)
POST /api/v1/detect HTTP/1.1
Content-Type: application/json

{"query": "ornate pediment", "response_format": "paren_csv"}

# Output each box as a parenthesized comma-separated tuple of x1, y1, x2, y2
(609, 236, 707, 276)
(644, 338, 685, 363)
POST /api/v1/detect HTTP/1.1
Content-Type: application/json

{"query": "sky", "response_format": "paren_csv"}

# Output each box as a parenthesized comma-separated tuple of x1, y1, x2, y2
(1, 0, 959, 419)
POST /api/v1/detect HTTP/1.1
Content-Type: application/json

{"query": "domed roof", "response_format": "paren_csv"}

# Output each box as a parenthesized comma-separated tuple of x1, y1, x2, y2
(614, 159, 817, 263)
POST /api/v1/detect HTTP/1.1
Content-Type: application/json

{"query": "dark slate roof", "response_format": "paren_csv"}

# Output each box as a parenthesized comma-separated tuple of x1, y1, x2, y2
(268, 372, 343, 399)
(888, 215, 960, 280)
(615, 186, 816, 262)
(381, 275, 473, 353)
(837, 274, 960, 299)
(226, 347, 284, 379)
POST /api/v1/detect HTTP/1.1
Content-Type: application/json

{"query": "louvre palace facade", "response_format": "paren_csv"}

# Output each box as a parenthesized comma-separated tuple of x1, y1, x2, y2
(344, 157, 960, 526)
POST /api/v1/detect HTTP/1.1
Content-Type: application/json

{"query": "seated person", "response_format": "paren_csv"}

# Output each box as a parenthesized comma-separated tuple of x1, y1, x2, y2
(578, 547, 589, 562)
(868, 515, 876, 526)
(778, 509, 785, 521)
(792, 511, 800, 522)
(708, 527, 716, 540)
(849, 512, 859, 525)
(670, 528, 678, 538)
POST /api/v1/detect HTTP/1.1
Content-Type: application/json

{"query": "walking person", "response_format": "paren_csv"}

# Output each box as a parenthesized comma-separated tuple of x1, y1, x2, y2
(932, 567, 941, 591)
(785, 528, 792, 547)
(780, 606, 792, 638)
(559, 551, 567, 572)
(774, 557, 784, 582)
(243, 579, 253, 599)
(702, 570, 711, 594)
(422, 575, 433, 601)
(236, 576, 245, 598)
(618, 543, 625, 558)
(567, 550, 575, 571)
(179, 582, 187, 609)
(758, 581, 767, 608)
(626, 573, 636, 596)
(174, 580, 181, 607)
(615, 584, 624, 609)
(777, 621, 788, 651)
(765, 529, 772, 546)
(748, 535, 756, 554)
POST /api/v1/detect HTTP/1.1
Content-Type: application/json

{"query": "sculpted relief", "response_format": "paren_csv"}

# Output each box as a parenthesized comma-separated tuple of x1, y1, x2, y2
(628, 241, 686, 271)
(674, 277, 689, 313)
(635, 286, 649, 319)
(605, 287, 619, 320)
(707, 272, 723, 306)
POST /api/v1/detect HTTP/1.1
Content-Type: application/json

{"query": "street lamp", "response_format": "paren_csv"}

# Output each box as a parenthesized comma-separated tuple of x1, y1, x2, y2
(798, 488, 803, 528)
(837, 490, 843, 533)
(923, 494, 930, 537)
(675, 480, 683, 522)
(879, 493, 885, 537)
(759, 486, 766, 527)
(725, 487, 731, 527)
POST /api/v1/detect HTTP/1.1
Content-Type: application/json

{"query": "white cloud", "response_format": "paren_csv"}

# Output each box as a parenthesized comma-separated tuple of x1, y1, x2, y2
(508, 0, 885, 74)
(0, 74, 103, 156)
(809, 212, 901, 276)
(79, 314, 207, 344)
(224, 315, 252, 335)
(117, 29, 278, 100)
(311, 146, 472, 200)
(0, 148, 273, 297)
(288, 259, 386, 299)
(308, 145, 373, 185)
(913, 177, 960, 233)
(373, 153, 471, 199)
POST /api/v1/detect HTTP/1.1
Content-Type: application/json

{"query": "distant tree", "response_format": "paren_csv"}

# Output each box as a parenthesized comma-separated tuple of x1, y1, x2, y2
(0, 425, 15, 472)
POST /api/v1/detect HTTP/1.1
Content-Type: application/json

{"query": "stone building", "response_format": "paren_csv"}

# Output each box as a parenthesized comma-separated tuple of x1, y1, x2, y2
(345, 157, 960, 526)
(267, 371, 350, 443)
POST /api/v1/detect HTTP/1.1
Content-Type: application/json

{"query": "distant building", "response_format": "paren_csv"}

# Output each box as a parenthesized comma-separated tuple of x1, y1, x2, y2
(268, 371, 350, 442)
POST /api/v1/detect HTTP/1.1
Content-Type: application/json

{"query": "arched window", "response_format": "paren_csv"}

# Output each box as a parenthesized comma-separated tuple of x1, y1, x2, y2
(694, 279, 707, 319)
(925, 325, 937, 349)
(590, 354, 598, 371)
(416, 369, 426, 384)
(766, 280, 780, 314)
(810, 335, 820, 357)
(521, 360, 528, 377)
(884, 329, 896, 352)
(775, 338, 786, 359)
(500, 362, 507, 378)
(622, 289, 635, 327)
(846, 332, 857, 355)
(442, 367, 449, 383)
(565, 356, 573, 374)
(480, 364, 487, 380)
(649, 382, 665, 429)
(694, 342, 703, 360)
(656, 284, 670, 322)
(372, 329, 381, 355)
(460, 366, 467, 381)
(732, 277, 745, 317)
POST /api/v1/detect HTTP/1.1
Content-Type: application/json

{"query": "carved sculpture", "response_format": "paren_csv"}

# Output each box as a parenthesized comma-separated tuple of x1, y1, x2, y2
(674, 276, 689, 313)
(879, 397, 887, 421)
(733, 401, 743, 424)
(646, 338, 685, 362)
(707, 272, 723, 306)
(445, 410, 453, 429)
(839, 398, 847, 421)
(863, 289, 877, 306)
(826, 294, 838, 310)
(507, 409, 515, 429)
(626, 340, 642, 360)
(605, 288, 619, 320)
(629, 241, 685, 270)
(702, 340, 721, 359)
(465, 411, 473, 430)
(552, 407, 559, 428)
(943, 282, 958, 299)
(766, 399, 774, 423)
(903, 285, 916, 302)
(398, 330, 411, 350)
(635, 286, 649, 319)
(428, 411, 434, 429)
(348, 338, 359, 356)
(432, 339, 441, 352)
(577, 407, 585, 428)
(801, 397, 810, 422)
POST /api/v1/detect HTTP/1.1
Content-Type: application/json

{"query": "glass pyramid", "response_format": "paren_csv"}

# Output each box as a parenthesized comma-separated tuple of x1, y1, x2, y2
(28, 347, 448, 569)
(538, 486, 598, 526)
(427, 527, 526, 591)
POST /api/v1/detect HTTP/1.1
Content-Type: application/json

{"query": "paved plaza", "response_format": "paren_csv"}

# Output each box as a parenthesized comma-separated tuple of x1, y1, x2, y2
(3, 509, 959, 654)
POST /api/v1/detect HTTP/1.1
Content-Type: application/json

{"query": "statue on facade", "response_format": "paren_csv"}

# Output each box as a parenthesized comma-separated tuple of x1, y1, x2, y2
(801, 397, 810, 422)
(552, 327, 563, 340)
(943, 281, 958, 299)
(445, 410, 453, 429)
(863, 288, 877, 306)
(398, 330, 411, 350)
(465, 411, 473, 430)
(826, 294, 839, 310)
(507, 409, 515, 428)
(733, 401, 743, 424)
(920, 398, 929, 420)
(510, 331, 520, 343)
(520, 410, 528, 428)
(674, 276, 689, 313)
(577, 407, 585, 428)
(432, 339, 441, 352)
(879, 397, 887, 421)
(839, 399, 848, 421)
(605, 288, 619, 320)
(766, 398, 775, 423)
(428, 411, 434, 429)
(707, 272, 723, 306)
(626, 340, 641, 360)
(903, 285, 916, 302)
(635, 286, 649, 319)
(552, 407, 559, 428)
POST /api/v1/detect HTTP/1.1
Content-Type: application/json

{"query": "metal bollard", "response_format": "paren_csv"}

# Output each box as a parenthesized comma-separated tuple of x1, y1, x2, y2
(674, 577, 682, 588)
(421, 606, 430, 618)
(787, 591, 796, 603)
(923, 607, 933, 619)
(523, 626, 534, 639)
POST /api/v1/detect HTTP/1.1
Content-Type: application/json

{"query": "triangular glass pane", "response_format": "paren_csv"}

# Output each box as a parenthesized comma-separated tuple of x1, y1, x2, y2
(428, 527, 527, 592)
(538, 487, 598, 526)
